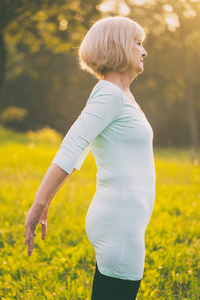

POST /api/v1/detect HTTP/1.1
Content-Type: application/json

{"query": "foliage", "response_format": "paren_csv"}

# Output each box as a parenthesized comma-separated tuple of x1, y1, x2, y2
(2, 0, 200, 146)
(0, 106, 28, 125)
(4, 0, 101, 54)
(0, 128, 199, 299)
(0, 0, 101, 127)
(0, 126, 63, 146)
(124, 0, 200, 147)
(26, 126, 63, 145)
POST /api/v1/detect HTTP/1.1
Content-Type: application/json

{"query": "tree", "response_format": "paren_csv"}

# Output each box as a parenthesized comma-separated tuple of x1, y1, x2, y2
(2, 0, 200, 153)
(103, 0, 200, 157)
(0, 0, 100, 113)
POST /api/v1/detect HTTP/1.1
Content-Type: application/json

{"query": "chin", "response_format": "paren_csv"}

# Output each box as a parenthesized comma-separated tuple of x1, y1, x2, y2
(130, 66, 144, 79)
(138, 66, 144, 74)
(134, 69, 143, 77)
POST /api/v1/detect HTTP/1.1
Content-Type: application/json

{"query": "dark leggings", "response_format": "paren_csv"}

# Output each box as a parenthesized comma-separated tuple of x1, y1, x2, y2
(91, 263, 141, 300)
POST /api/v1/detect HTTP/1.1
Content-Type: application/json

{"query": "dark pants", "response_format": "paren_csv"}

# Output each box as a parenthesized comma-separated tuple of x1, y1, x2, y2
(91, 263, 141, 300)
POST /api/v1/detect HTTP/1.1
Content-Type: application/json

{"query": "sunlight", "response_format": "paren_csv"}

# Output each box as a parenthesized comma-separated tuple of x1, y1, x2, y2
(98, 1, 130, 15)
(183, 8, 196, 18)
(163, 4, 173, 12)
(183, 3, 197, 18)
(119, 2, 131, 15)
(165, 13, 180, 32)
(162, 3, 180, 32)
(98, 0, 115, 12)
(59, 19, 68, 31)
(129, 0, 156, 5)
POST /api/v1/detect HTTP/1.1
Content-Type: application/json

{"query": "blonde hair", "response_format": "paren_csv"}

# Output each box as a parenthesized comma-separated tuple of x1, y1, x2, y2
(78, 16, 145, 79)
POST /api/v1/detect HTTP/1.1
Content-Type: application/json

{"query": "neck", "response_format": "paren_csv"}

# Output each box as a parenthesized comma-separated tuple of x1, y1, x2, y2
(103, 71, 135, 93)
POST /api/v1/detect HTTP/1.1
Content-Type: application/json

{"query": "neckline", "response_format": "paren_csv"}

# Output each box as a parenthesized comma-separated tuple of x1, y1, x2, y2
(100, 79, 145, 116)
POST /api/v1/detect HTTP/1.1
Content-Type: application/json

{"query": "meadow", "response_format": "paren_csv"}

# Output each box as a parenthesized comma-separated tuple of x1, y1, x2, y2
(0, 127, 199, 299)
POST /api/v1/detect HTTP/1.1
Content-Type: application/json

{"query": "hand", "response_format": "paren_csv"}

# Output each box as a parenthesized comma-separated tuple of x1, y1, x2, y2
(24, 164, 69, 256)
(39, 206, 49, 240)
(24, 201, 50, 256)
(24, 215, 38, 256)
(24, 203, 45, 256)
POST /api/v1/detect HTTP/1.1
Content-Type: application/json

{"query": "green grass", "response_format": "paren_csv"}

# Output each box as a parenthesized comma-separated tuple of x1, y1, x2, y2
(0, 127, 199, 299)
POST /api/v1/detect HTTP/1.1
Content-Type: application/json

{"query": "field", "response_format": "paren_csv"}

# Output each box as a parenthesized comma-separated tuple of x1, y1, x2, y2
(0, 127, 199, 299)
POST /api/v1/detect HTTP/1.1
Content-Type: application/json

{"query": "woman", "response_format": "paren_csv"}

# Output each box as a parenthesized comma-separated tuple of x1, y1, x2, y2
(25, 16, 156, 300)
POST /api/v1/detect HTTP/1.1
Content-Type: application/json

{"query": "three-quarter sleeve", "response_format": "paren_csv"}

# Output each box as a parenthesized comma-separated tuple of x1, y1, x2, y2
(51, 84, 123, 174)
(74, 144, 91, 170)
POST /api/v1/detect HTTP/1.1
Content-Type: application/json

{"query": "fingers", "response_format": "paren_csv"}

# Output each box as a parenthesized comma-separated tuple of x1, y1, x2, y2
(28, 234, 34, 256)
(24, 232, 35, 256)
(25, 220, 47, 256)
(24, 231, 36, 244)
(41, 221, 47, 240)
(24, 232, 30, 245)
(39, 209, 48, 240)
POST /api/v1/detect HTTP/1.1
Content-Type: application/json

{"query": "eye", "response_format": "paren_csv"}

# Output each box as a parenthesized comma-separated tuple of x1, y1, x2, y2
(138, 42, 142, 46)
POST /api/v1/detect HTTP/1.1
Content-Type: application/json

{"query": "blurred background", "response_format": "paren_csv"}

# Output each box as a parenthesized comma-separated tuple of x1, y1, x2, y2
(0, 0, 199, 158)
(0, 2, 199, 298)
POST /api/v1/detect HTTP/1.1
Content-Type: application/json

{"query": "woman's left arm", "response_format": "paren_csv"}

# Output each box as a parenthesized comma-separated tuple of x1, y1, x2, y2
(39, 167, 76, 240)
(24, 164, 76, 256)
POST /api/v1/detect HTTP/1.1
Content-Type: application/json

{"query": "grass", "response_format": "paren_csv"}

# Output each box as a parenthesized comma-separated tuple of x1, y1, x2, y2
(0, 127, 199, 299)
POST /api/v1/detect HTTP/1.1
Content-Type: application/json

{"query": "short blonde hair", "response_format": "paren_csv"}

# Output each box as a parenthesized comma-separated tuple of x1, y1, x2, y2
(78, 16, 145, 79)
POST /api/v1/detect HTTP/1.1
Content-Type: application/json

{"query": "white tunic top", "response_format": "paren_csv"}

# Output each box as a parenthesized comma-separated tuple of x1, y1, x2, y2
(52, 80, 156, 280)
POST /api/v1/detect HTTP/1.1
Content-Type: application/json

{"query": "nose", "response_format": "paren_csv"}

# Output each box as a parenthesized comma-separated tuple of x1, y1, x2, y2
(142, 47, 147, 57)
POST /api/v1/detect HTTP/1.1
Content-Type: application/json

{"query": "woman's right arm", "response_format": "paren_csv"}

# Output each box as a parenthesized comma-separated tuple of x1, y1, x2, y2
(24, 164, 75, 256)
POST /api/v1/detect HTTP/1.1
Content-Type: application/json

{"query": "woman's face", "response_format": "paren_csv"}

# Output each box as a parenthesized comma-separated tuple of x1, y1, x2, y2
(131, 38, 147, 76)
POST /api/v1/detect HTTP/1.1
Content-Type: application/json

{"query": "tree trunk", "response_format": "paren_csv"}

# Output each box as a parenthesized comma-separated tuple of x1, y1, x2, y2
(0, 0, 6, 114)
(187, 80, 199, 162)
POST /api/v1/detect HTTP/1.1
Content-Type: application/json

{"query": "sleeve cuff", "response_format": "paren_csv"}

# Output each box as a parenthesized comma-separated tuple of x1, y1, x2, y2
(74, 144, 91, 170)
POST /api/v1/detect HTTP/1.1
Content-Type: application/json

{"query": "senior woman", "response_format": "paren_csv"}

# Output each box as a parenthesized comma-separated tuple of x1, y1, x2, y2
(25, 16, 156, 300)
